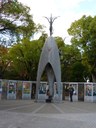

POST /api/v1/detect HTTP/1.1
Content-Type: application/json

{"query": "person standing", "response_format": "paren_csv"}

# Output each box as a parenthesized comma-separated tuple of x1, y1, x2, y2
(69, 85, 74, 102)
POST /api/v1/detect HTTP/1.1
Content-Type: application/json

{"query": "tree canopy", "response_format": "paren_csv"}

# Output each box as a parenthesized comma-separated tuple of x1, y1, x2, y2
(0, 0, 42, 46)
(68, 15, 96, 82)
(8, 38, 43, 80)
(0, 1, 96, 82)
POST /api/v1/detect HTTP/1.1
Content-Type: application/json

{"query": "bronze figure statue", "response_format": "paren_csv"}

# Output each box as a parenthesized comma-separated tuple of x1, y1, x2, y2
(44, 14, 59, 36)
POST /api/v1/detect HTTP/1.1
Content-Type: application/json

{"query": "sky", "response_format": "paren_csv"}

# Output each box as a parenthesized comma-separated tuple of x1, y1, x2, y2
(18, 0, 96, 44)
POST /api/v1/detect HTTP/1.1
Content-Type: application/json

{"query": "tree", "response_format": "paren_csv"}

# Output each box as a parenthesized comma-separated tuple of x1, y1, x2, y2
(0, 45, 11, 78)
(8, 38, 43, 80)
(55, 36, 65, 49)
(60, 44, 82, 82)
(70, 62, 86, 82)
(44, 36, 85, 82)
(68, 15, 96, 82)
(0, 0, 41, 46)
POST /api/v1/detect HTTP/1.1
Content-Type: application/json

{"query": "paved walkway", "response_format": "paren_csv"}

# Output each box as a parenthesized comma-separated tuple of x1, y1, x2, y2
(0, 100, 96, 128)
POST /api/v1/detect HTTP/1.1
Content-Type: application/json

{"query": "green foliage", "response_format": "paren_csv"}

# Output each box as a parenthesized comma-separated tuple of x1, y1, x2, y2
(0, 45, 11, 78)
(70, 62, 86, 82)
(68, 15, 96, 82)
(0, 1, 41, 46)
(55, 36, 65, 48)
(60, 44, 82, 82)
(0, 35, 89, 82)
(8, 38, 43, 80)
(1, 4, 94, 82)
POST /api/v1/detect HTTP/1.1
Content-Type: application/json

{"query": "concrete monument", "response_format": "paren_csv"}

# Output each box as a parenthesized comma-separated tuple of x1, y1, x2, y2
(36, 14, 62, 102)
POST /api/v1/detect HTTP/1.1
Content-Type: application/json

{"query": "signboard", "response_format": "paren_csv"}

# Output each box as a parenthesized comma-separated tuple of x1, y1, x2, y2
(22, 81, 31, 99)
(85, 84, 92, 96)
(39, 83, 46, 94)
(7, 80, 16, 99)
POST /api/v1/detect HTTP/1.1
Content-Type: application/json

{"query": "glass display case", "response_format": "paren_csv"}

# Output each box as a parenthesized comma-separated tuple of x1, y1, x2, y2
(22, 81, 31, 99)
(85, 84, 92, 96)
(7, 80, 16, 99)
(62, 82, 78, 101)
(84, 83, 96, 102)
(38, 82, 48, 101)
(39, 83, 46, 94)
(53, 82, 62, 101)
(93, 84, 96, 96)
(93, 83, 96, 102)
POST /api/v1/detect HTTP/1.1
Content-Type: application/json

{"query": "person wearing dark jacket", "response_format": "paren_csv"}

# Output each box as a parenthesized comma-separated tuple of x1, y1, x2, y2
(69, 85, 74, 102)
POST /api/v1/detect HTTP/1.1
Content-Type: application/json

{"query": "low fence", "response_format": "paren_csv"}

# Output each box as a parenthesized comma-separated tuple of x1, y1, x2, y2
(0, 79, 96, 102)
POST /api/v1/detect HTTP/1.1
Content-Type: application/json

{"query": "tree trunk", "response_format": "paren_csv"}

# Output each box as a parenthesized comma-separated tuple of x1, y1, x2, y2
(92, 74, 96, 82)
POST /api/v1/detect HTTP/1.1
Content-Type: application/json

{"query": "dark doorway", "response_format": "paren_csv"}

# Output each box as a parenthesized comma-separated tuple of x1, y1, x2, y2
(31, 83, 36, 99)
(16, 81, 22, 99)
(78, 83, 84, 101)
(62, 83, 69, 101)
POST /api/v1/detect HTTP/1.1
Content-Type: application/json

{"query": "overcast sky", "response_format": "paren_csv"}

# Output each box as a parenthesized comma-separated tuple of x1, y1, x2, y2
(18, 0, 96, 44)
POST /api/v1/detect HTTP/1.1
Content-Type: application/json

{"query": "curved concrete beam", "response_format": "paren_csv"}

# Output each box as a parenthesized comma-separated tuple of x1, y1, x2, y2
(36, 36, 61, 101)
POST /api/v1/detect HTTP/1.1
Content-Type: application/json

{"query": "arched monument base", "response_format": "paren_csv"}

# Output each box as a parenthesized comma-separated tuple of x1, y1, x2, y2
(36, 82, 63, 103)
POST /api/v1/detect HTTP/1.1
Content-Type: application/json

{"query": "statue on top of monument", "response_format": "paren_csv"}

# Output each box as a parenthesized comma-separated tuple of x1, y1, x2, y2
(44, 14, 59, 36)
